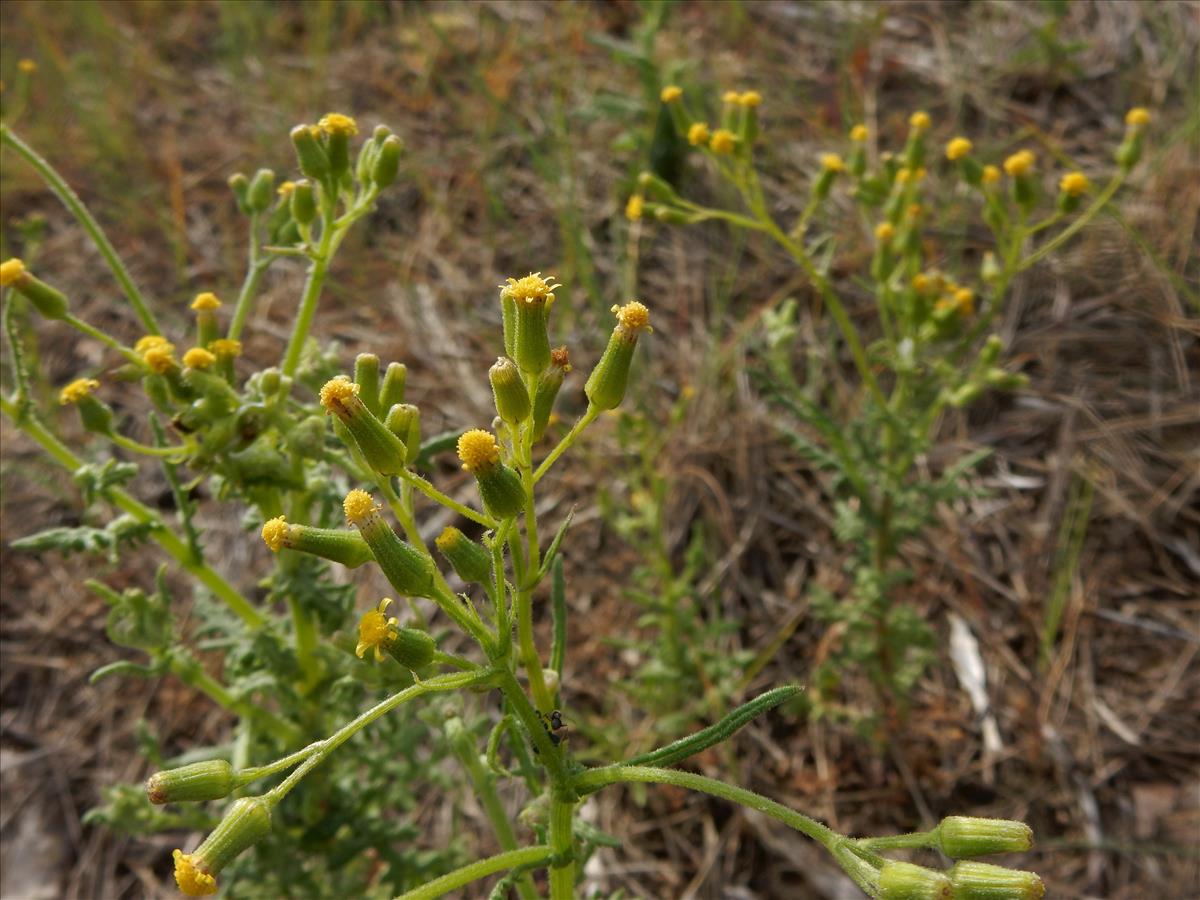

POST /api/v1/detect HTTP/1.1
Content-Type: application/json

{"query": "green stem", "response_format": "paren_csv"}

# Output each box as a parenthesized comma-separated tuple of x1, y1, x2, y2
(855, 831, 935, 851)
(1016, 173, 1124, 274)
(548, 794, 576, 899)
(1, 125, 159, 334)
(62, 314, 141, 365)
(1, 396, 264, 628)
(109, 433, 190, 459)
(393, 846, 553, 900)
(533, 405, 599, 483)
(396, 467, 495, 528)
(179, 660, 299, 744)
(228, 221, 268, 341)
(281, 252, 330, 378)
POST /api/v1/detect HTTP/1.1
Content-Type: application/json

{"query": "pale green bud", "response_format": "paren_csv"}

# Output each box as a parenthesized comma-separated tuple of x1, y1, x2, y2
(147, 760, 234, 805)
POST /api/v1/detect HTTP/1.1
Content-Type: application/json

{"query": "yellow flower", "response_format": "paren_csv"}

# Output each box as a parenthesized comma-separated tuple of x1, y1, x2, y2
(260, 516, 289, 553)
(953, 287, 975, 315)
(183, 347, 216, 370)
(59, 377, 99, 405)
(875, 222, 895, 242)
(909, 111, 931, 131)
(457, 429, 501, 473)
(319, 375, 359, 415)
(1003, 150, 1035, 177)
(500, 272, 559, 305)
(143, 344, 177, 374)
(660, 85, 682, 103)
(1, 257, 27, 286)
(820, 153, 846, 173)
(1058, 171, 1090, 196)
(191, 292, 221, 311)
(613, 300, 651, 334)
(722, 90, 740, 104)
(739, 90, 762, 107)
(18, 59, 37, 74)
(896, 167, 913, 184)
(945, 137, 973, 161)
(912, 273, 931, 294)
(981, 165, 1001, 185)
(709, 128, 736, 154)
(625, 194, 644, 221)
(343, 488, 379, 524)
(318, 112, 358, 137)
(173, 850, 217, 896)
(208, 338, 242, 358)
(1125, 107, 1150, 127)
(356, 598, 399, 661)
(687, 122, 711, 147)
(135, 334, 170, 354)
(276, 181, 296, 197)
(849, 124, 868, 143)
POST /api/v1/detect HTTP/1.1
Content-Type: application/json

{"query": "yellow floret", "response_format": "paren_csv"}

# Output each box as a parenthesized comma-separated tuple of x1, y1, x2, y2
(277, 181, 296, 197)
(875, 222, 895, 242)
(457, 429, 501, 473)
(981, 164, 1001, 185)
(135, 335, 170, 354)
(18, 59, 37, 74)
(143, 346, 177, 374)
(59, 378, 99, 405)
(953, 287, 975, 315)
(687, 122, 711, 147)
(260, 516, 289, 553)
(208, 338, 242, 358)
(191, 292, 221, 311)
(173, 850, 217, 897)
(739, 90, 762, 107)
(709, 129, 736, 154)
(821, 153, 846, 173)
(319, 376, 360, 415)
(722, 90, 740, 104)
(343, 489, 378, 524)
(625, 195, 644, 221)
(1, 258, 26, 286)
(1003, 150, 1035, 177)
(318, 112, 358, 136)
(1059, 171, 1090, 196)
(849, 124, 868, 143)
(183, 347, 216, 370)
(660, 85, 682, 103)
(945, 137, 973, 161)
(501, 272, 560, 305)
(1125, 107, 1150, 127)
(613, 300, 651, 333)
(356, 598, 398, 661)
(912, 273, 931, 294)
(909, 111, 931, 131)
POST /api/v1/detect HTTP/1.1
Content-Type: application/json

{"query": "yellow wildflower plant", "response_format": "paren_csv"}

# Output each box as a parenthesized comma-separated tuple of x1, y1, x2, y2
(318, 112, 358, 137)
(687, 122, 711, 147)
(659, 85, 682, 103)
(355, 598, 400, 661)
(709, 128, 737, 154)
(59, 377, 100, 405)
(191, 292, 221, 311)
(945, 137, 973, 161)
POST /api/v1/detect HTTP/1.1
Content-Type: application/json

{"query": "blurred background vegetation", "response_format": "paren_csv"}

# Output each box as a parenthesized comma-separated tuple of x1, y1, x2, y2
(2, 1, 1197, 897)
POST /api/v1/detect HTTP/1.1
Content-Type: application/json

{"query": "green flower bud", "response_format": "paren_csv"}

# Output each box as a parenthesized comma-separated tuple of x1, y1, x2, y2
(10, 268, 68, 319)
(489, 356, 531, 425)
(173, 796, 271, 897)
(637, 170, 681, 204)
(947, 862, 1045, 899)
(585, 301, 652, 411)
(285, 415, 326, 457)
(147, 760, 235, 805)
(354, 353, 382, 416)
(948, 382, 985, 408)
(291, 124, 331, 181)
(319, 115, 356, 181)
(228, 438, 304, 490)
(457, 429, 525, 519)
(380, 362, 407, 409)
(532, 346, 571, 440)
(1115, 134, 1143, 170)
(387, 627, 437, 670)
(935, 817, 1033, 859)
(320, 377, 408, 475)
(512, 290, 553, 374)
(227, 173, 250, 214)
(343, 490, 436, 597)
(247, 168, 275, 213)
(879, 861, 953, 900)
(979, 335, 1004, 367)
(260, 516, 373, 568)
(372, 135, 404, 188)
(435, 526, 493, 584)
(290, 179, 317, 226)
(384, 403, 421, 464)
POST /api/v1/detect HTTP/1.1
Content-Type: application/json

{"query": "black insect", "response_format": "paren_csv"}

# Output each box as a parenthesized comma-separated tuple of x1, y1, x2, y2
(532, 709, 567, 753)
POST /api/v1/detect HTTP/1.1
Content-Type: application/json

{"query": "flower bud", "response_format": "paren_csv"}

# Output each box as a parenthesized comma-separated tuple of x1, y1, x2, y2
(247, 168, 275, 213)
(190, 292, 222, 347)
(290, 178, 317, 225)
(489, 356, 531, 425)
(878, 861, 953, 900)
(585, 301, 652, 411)
(173, 796, 271, 897)
(372, 134, 404, 188)
(260, 516, 373, 568)
(285, 414, 326, 457)
(228, 438, 304, 490)
(502, 272, 559, 375)
(320, 376, 408, 475)
(457, 429, 524, 519)
(384, 403, 421, 464)
(387, 627, 437, 670)
(319, 112, 358, 181)
(343, 490, 436, 597)
(59, 378, 113, 434)
(2, 259, 68, 319)
(947, 862, 1045, 899)
(380, 362, 407, 409)
(436, 526, 493, 584)
(147, 760, 234, 805)
(532, 346, 571, 440)
(637, 170, 682, 204)
(354, 353, 382, 416)
(291, 124, 330, 181)
(227, 173, 250, 213)
(935, 817, 1033, 859)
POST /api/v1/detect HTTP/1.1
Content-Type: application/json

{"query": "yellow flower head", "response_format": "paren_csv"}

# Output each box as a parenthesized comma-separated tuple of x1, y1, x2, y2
(1125, 107, 1150, 127)
(660, 85, 683, 103)
(613, 300, 652, 334)
(191, 292, 221, 311)
(739, 90, 762, 107)
(709, 128, 736, 155)
(1059, 171, 1090, 197)
(909, 111, 931, 131)
(18, 59, 37, 74)
(1003, 149, 1035, 177)
(173, 850, 217, 897)
(945, 137, 973, 161)
(953, 287, 975, 316)
(319, 375, 360, 415)
(457, 429, 501, 473)
(722, 90, 740, 104)
(277, 181, 296, 197)
(875, 222, 895, 242)
(260, 516, 289, 553)
(821, 153, 846, 173)
(896, 167, 913, 184)
(981, 164, 1001, 185)
(59, 377, 99, 405)
(912, 273, 931, 294)
(687, 122, 711, 147)
(318, 112, 358, 137)
(1, 257, 27, 286)
(906, 202, 923, 221)
(625, 194, 644, 221)
(208, 338, 242, 358)
(501, 272, 560, 305)
(849, 124, 868, 143)
(343, 488, 379, 524)
(183, 347, 216, 370)
(143, 345, 177, 374)
(356, 598, 399, 662)
(134, 335, 169, 354)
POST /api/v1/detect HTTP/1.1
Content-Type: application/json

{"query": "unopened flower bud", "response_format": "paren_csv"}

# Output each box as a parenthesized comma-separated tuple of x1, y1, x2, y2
(585, 301, 652, 411)
(436, 526, 493, 584)
(260, 515, 373, 568)
(380, 362, 408, 409)
(532, 346, 570, 440)
(173, 796, 271, 896)
(59, 378, 113, 434)
(2, 259, 68, 319)
(291, 124, 331, 181)
(372, 135, 404, 188)
(878, 861, 953, 900)
(343, 490, 435, 597)
(489, 356, 531, 425)
(227, 173, 250, 213)
(947, 861, 1045, 899)
(320, 376, 408, 475)
(935, 817, 1033, 859)
(247, 168, 275, 213)
(354, 353, 382, 415)
(319, 112, 358, 180)
(290, 179, 317, 225)
(384, 403, 421, 464)
(147, 760, 235, 805)
(457, 429, 524, 519)
(502, 272, 559, 375)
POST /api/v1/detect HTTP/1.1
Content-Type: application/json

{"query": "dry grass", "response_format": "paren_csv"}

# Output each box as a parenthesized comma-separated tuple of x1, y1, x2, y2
(2, 1, 1198, 898)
